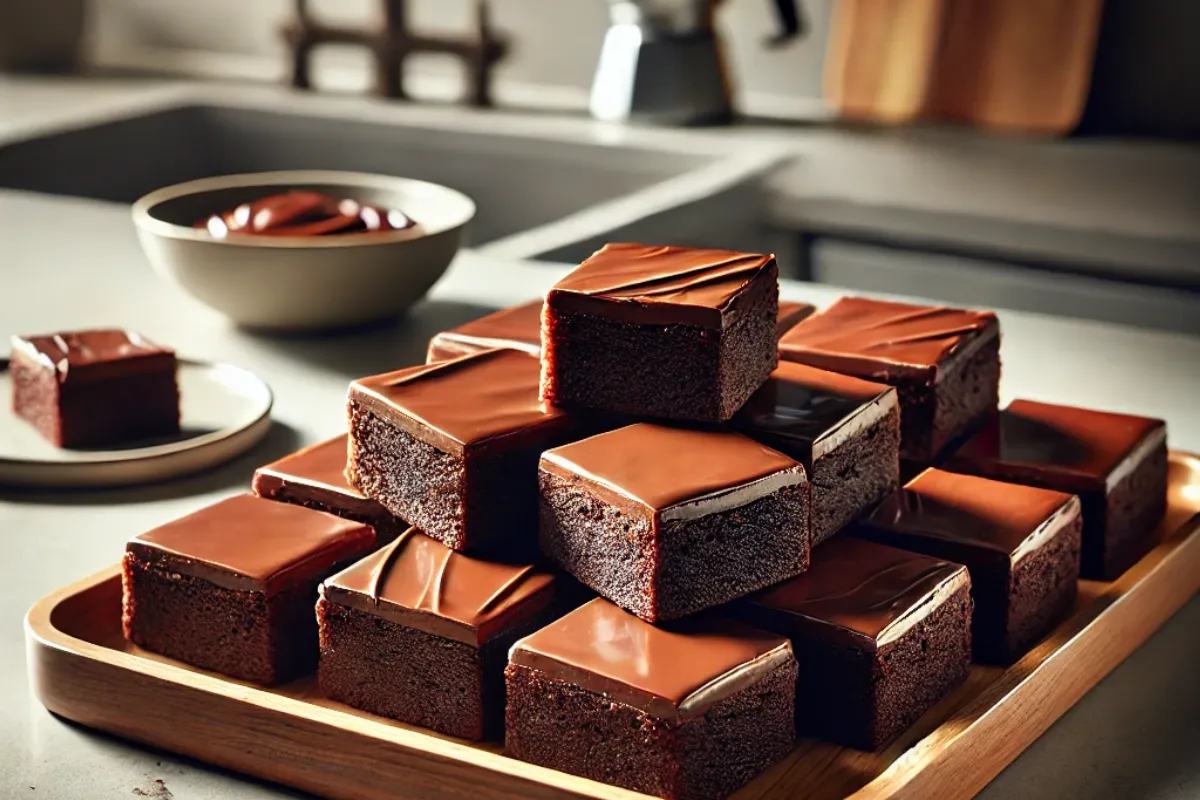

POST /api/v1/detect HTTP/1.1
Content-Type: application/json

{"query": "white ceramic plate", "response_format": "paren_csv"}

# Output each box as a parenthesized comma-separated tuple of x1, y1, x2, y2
(0, 359, 273, 489)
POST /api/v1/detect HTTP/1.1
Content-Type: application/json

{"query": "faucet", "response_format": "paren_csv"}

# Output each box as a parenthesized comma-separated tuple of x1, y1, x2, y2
(590, 0, 804, 125)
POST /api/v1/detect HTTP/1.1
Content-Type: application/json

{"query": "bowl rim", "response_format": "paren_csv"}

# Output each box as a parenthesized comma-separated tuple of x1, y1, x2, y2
(131, 170, 476, 249)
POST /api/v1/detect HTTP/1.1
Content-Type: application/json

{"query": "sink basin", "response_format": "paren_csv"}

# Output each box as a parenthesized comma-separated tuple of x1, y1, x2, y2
(0, 88, 793, 265)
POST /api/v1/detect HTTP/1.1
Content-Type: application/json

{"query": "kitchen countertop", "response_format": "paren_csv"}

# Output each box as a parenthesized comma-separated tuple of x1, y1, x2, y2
(1, 187, 1198, 799)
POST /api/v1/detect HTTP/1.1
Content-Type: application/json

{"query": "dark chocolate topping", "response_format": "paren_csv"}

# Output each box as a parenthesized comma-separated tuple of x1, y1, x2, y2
(197, 190, 416, 238)
(11, 329, 174, 383)
(254, 434, 362, 499)
(775, 300, 816, 338)
(547, 243, 775, 327)
(425, 300, 543, 362)
(739, 537, 967, 646)
(509, 598, 793, 720)
(541, 423, 804, 517)
(779, 297, 998, 380)
(949, 400, 1167, 490)
(128, 494, 375, 595)
(861, 468, 1077, 558)
(350, 349, 576, 456)
(732, 361, 895, 467)
(322, 528, 556, 645)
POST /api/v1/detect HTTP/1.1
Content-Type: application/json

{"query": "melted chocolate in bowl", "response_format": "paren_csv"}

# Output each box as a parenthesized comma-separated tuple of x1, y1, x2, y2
(197, 190, 417, 238)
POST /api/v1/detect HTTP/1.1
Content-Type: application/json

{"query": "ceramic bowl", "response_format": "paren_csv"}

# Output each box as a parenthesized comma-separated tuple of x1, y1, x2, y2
(132, 171, 475, 331)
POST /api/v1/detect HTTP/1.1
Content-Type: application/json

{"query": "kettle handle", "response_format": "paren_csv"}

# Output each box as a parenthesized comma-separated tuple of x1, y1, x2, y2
(766, 0, 804, 47)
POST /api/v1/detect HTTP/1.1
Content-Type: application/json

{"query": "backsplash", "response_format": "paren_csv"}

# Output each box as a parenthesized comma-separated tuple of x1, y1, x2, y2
(89, 0, 832, 117)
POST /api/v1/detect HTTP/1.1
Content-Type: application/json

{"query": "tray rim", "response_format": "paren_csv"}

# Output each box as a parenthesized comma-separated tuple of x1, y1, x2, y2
(25, 452, 1200, 800)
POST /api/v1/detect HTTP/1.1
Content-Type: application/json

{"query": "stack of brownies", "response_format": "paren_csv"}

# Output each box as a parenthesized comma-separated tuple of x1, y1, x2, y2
(117, 242, 1170, 800)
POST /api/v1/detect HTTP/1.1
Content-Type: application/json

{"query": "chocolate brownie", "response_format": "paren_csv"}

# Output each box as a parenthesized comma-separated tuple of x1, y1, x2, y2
(733, 536, 971, 750)
(854, 468, 1081, 664)
(946, 400, 1168, 580)
(778, 297, 1000, 466)
(347, 348, 595, 553)
(425, 300, 543, 363)
(540, 243, 779, 422)
(317, 528, 560, 741)
(732, 361, 900, 544)
(253, 434, 404, 543)
(10, 329, 179, 448)
(775, 300, 816, 338)
(122, 494, 376, 684)
(539, 422, 810, 623)
(506, 598, 797, 800)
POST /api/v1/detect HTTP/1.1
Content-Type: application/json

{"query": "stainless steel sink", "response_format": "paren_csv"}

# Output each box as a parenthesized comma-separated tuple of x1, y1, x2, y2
(0, 86, 793, 264)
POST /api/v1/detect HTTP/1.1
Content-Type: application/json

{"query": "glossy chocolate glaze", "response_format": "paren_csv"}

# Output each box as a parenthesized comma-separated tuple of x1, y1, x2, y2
(11, 329, 174, 383)
(859, 468, 1079, 562)
(948, 400, 1167, 493)
(775, 300, 816, 339)
(732, 361, 897, 468)
(252, 434, 388, 521)
(350, 349, 577, 456)
(509, 598, 793, 720)
(322, 528, 556, 646)
(547, 243, 776, 327)
(737, 537, 969, 648)
(197, 190, 417, 238)
(540, 422, 805, 519)
(778, 297, 999, 382)
(425, 300, 544, 363)
(127, 494, 376, 595)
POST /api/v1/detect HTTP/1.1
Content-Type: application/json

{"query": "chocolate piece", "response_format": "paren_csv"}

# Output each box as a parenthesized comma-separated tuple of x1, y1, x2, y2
(732, 361, 900, 544)
(426, 300, 543, 363)
(540, 243, 779, 422)
(946, 400, 1168, 580)
(734, 537, 971, 749)
(778, 297, 1000, 465)
(317, 528, 561, 740)
(775, 300, 816, 338)
(253, 434, 404, 543)
(122, 494, 376, 684)
(10, 329, 179, 448)
(347, 348, 595, 553)
(854, 468, 1081, 664)
(539, 422, 810, 623)
(198, 190, 418, 238)
(505, 598, 797, 800)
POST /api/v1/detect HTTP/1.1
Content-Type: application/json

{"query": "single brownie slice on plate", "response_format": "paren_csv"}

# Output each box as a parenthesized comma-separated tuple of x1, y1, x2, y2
(122, 494, 376, 685)
(253, 434, 404, 544)
(10, 329, 179, 448)
(733, 536, 971, 750)
(946, 399, 1168, 580)
(778, 297, 1000, 466)
(732, 361, 900, 544)
(539, 422, 810, 622)
(775, 300, 816, 339)
(347, 348, 595, 553)
(540, 243, 779, 422)
(854, 468, 1081, 664)
(425, 299, 543, 363)
(317, 527, 561, 741)
(506, 598, 797, 800)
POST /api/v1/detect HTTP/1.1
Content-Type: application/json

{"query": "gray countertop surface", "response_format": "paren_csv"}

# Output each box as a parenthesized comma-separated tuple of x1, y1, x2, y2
(1, 187, 1198, 800)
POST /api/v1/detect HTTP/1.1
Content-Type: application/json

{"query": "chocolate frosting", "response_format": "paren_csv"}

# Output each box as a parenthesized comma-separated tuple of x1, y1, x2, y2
(778, 297, 999, 381)
(775, 301, 816, 338)
(737, 537, 969, 648)
(350, 349, 578, 456)
(540, 423, 805, 519)
(547, 243, 776, 327)
(859, 468, 1079, 563)
(732, 361, 897, 467)
(127, 494, 376, 595)
(322, 528, 557, 646)
(197, 190, 417, 238)
(509, 598, 793, 720)
(11, 329, 174, 384)
(425, 300, 543, 363)
(948, 400, 1167, 493)
(252, 434, 391, 522)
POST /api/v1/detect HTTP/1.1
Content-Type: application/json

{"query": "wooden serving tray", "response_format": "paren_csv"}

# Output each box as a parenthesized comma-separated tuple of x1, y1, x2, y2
(26, 453, 1200, 800)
